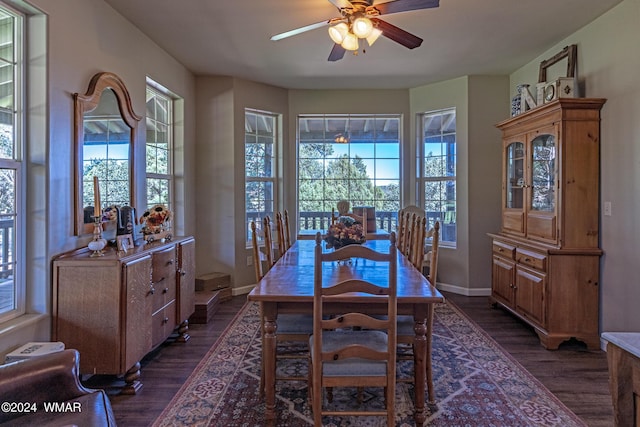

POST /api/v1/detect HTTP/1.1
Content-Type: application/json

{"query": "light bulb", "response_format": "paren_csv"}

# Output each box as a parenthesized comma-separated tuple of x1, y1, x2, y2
(352, 16, 373, 38)
(328, 22, 349, 44)
(341, 32, 359, 51)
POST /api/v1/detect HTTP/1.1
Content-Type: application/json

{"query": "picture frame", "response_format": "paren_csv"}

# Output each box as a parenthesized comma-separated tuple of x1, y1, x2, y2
(538, 44, 577, 83)
(117, 233, 134, 252)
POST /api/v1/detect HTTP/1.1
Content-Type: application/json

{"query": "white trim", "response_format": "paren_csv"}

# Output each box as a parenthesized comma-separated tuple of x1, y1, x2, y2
(436, 282, 491, 297)
(233, 284, 256, 296)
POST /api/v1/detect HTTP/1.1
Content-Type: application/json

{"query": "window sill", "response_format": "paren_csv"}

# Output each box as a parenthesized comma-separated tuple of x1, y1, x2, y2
(0, 313, 47, 337)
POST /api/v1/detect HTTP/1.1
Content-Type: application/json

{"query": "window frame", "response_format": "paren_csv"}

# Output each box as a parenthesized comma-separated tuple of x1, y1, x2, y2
(416, 107, 457, 247)
(297, 114, 402, 233)
(244, 108, 280, 244)
(145, 81, 174, 213)
(0, 3, 24, 322)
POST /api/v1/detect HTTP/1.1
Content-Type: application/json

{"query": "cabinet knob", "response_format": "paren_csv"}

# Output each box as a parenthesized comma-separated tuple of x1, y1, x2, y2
(524, 257, 531, 262)
(167, 260, 174, 266)
(163, 317, 169, 324)
(180, 271, 187, 277)
(163, 287, 169, 294)
(149, 286, 156, 295)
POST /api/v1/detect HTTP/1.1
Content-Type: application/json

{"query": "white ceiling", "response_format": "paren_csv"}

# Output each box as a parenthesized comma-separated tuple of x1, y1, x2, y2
(104, 0, 622, 90)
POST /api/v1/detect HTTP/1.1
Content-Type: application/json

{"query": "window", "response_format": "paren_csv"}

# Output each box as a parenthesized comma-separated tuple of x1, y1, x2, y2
(417, 108, 457, 245)
(298, 114, 401, 232)
(245, 109, 278, 241)
(145, 83, 173, 211)
(0, 5, 22, 321)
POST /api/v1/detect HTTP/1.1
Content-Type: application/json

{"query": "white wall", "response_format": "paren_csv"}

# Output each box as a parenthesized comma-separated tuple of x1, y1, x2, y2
(509, 0, 640, 333)
(194, 77, 289, 287)
(0, 0, 196, 357)
(410, 76, 507, 293)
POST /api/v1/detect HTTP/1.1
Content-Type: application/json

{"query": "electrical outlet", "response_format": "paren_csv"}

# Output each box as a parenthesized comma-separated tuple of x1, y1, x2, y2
(246, 255, 253, 266)
(604, 201, 612, 216)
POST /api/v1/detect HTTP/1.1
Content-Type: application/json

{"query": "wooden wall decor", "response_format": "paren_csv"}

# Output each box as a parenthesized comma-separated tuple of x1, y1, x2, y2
(538, 44, 577, 83)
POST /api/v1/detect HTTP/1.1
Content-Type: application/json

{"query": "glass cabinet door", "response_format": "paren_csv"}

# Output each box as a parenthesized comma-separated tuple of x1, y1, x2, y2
(529, 134, 556, 212)
(505, 142, 524, 209)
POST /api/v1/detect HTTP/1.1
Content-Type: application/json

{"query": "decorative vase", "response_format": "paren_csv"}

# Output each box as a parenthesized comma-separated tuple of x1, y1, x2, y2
(511, 84, 527, 117)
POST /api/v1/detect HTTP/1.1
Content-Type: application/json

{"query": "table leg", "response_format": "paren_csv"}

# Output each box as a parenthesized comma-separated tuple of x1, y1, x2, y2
(413, 305, 428, 425)
(426, 303, 435, 402)
(262, 303, 277, 421)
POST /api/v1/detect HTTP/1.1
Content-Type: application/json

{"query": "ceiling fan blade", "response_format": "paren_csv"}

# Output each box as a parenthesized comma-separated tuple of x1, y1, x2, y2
(327, 0, 354, 10)
(271, 20, 330, 41)
(328, 43, 347, 61)
(372, 18, 423, 49)
(373, 0, 439, 15)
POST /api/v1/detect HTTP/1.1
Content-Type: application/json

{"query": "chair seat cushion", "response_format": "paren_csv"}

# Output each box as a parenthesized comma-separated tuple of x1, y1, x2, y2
(310, 330, 388, 377)
(396, 315, 416, 336)
(277, 314, 314, 334)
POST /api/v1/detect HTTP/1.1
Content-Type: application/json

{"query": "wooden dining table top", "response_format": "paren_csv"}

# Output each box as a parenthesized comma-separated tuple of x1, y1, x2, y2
(248, 238, 444, 304)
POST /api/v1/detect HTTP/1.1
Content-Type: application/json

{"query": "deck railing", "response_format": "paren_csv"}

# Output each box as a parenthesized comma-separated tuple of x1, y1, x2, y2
(0, 218, 13, 279)
(247, 210, 455, 241)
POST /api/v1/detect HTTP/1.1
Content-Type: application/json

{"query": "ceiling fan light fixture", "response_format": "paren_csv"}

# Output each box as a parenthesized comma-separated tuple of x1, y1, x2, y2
(352, 16, 373, 38)
(328, 22, 349, 44)
(366, 27, 383, 46)
(341, 32, 359, 51)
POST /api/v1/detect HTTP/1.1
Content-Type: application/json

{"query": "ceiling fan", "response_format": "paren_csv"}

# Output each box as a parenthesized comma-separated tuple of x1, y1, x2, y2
(271, 0, 440, 61)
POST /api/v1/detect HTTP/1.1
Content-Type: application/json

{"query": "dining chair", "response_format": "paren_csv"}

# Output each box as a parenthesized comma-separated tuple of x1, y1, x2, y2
(252, 221, 313, 396)
(283, 209, 292, 251)
(402, 212, 416, 257)
(309, 231, 397, 426)
(422, 221, 440, 284)
(262, 216, 275, 266)
(396, 220, 440, 402)
(411, 216, 427, 270)
(275, 212, 286, 257)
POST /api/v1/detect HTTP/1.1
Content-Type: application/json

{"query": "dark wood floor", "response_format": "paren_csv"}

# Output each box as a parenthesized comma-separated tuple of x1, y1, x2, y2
(105, 292, 614, 426)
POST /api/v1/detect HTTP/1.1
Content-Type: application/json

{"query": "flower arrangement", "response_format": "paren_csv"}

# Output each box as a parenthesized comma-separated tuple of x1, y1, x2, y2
(324, 216, 366, 249)
(140, 204, 172, 234)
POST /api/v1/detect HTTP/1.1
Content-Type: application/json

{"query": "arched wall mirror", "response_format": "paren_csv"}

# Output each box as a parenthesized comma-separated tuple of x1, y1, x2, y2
(74, 72, 141, 235)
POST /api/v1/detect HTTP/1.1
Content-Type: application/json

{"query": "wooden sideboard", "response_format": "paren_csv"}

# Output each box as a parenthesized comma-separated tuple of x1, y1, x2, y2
(52, 236, 195, 394)
(489, 99, 605, 350)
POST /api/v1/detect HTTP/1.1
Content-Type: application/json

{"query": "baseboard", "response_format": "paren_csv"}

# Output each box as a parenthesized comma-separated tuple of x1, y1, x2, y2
(232, 284, 255, 296)
(436, 282, 491, 297)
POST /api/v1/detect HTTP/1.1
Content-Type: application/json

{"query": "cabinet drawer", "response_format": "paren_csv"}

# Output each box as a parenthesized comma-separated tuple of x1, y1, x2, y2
(152, 300, 176, 348)
(515, 248, 546, 271)
(493, 241, 515, 259)
(152, 247, 176, 282)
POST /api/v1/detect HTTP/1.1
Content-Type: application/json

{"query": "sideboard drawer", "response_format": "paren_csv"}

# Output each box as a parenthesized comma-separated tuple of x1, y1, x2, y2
(516, 248, 546, 271)
(493, 241, 516, 259)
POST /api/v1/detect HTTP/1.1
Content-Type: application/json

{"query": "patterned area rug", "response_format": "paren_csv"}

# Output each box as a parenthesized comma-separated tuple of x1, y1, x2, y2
(152, 301, 586, 426)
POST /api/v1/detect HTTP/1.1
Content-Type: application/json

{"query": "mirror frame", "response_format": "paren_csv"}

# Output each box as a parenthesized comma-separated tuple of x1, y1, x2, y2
(74, 72, 141, 235)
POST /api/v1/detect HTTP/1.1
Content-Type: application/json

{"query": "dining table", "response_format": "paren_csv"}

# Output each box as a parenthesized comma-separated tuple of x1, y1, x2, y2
(247, 236, 445, 425)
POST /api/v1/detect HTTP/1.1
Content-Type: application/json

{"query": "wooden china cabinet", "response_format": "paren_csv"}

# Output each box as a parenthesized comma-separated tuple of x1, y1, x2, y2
(52, 236, 195, 393)
(488, 98, 606, 350)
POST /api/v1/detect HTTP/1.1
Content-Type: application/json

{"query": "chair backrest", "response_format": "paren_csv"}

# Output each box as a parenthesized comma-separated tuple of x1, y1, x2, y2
(426, 221, 440, 285)
(250, 220, 264, 282)
(283, 209, 292, 250)
(403, 212, 416, 257)
(262, 216, 274, 266)
(402, 204, 425, 217)
(275, 212, 286, 256)
(312, 231, 397, 422)
(396, 208, 406, 249)
(411, 216, 427, 270)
